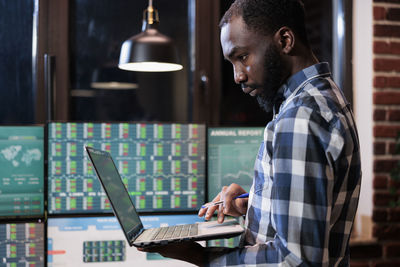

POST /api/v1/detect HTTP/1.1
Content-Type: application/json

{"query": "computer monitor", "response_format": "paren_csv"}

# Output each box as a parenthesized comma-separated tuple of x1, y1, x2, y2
(207, 127, 264, 201)
(47, 215, 204, 266)
(207, 236, 240, 248)
(47, 122, 206, 214)
(0, 126, 44, 218)
(0, 222, 45, 266)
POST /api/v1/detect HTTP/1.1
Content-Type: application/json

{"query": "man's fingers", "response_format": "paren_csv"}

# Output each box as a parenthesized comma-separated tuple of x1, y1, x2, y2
(198, 203, 218, 219)
(205, 205, 218, 220)
(217, 203, 225, 223)
(138, 246, 157, 252)
(198, 192, 222, 218)
(198, 206, 208, 217)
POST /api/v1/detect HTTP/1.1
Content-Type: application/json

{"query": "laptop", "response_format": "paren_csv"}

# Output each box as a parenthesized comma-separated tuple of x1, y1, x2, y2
(85, 146, 244, 248)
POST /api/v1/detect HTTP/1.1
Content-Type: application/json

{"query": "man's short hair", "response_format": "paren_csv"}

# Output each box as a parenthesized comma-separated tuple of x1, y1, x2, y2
(220, 0, 310, 48)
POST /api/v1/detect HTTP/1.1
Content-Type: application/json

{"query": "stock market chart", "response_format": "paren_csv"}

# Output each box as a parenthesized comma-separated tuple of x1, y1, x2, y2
(0, 126, 44, 218)
(207, 127, 264, 201)
(0, 222, 45, 266)
(47, 215, 204, 266)
(47, 122, 205, 214)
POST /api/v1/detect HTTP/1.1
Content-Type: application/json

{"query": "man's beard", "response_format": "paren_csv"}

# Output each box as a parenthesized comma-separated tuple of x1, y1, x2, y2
(256, 44, 284, 113)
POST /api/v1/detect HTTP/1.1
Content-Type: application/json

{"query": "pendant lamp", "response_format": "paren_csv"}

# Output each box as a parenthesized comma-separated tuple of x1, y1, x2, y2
(91, 64, 139, 90)
(118, 0, 183, 72)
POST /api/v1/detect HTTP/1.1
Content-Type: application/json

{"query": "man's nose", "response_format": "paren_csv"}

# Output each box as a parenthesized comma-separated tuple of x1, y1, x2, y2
(234, 69, 247, 85)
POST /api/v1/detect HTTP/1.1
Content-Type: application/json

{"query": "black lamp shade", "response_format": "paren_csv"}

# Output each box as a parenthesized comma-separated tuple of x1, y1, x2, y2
(119, 28, 183, 72)
(91, 66, 139, 89)
(118, 0, 183, 73)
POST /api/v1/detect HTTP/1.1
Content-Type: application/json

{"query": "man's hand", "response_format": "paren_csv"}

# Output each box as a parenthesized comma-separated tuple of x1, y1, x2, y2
(198, 183, 248, 223)
(137, 241, 206, 266)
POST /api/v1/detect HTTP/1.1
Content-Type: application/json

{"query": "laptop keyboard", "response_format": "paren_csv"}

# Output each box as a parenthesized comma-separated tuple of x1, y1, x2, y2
(151, 224, 198, 240)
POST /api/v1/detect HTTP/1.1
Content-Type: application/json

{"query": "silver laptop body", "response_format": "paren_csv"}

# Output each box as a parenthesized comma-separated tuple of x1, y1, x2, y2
(85, 146, 244, 248)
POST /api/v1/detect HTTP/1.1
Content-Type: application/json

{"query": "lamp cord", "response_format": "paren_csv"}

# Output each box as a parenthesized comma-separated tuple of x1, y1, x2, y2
(145, 0, 159, 25)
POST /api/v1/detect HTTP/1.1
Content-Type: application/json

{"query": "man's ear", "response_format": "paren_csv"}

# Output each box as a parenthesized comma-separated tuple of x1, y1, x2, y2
(273, 26, 295, 55)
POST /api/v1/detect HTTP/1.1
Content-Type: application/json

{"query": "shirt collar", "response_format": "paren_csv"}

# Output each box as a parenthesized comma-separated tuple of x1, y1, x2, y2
(273, 62, 332, 117)
(283, 62, 331, 100)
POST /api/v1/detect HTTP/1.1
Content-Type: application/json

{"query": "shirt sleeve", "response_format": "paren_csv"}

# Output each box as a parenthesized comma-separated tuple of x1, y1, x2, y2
(207, 105, 344, 267)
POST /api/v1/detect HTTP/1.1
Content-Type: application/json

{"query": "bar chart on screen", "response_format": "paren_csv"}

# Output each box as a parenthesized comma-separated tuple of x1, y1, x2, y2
(0, 222, 45, 266)
(47, 122, 206, 214)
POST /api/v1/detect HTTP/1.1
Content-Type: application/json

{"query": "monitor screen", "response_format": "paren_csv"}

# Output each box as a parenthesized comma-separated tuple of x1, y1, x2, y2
(207, 236, 240, 248)
(47, 215, 204, 266)
(0, 126, 44, 218)
(207, 127, 264, 201)
(0, 222, 45, 266)
(47, 123, 205, 214)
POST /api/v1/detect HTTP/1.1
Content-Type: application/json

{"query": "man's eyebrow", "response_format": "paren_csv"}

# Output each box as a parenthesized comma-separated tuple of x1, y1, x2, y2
(226, 46, 240, 60)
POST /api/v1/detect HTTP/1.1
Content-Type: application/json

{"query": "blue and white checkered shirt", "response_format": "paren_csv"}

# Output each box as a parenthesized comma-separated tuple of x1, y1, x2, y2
(208, 63, 361, 266)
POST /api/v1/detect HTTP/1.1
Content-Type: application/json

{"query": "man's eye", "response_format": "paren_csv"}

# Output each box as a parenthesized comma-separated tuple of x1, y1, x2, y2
(239, 54, 248, 61)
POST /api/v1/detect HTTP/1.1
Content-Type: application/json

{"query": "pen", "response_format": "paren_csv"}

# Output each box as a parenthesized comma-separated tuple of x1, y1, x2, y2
(201, 193, 249, 209)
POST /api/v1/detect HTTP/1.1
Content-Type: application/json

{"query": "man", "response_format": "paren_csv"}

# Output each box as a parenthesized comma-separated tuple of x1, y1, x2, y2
(139, 0, 361, 266)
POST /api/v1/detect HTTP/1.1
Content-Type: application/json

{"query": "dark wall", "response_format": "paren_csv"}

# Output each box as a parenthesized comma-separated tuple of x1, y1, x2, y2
(0, 0, 35, 124)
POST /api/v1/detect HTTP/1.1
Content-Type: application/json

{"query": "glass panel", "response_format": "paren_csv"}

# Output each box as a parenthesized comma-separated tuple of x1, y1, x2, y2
(69, 0, 191, 122)
(0, 0, 35, 123)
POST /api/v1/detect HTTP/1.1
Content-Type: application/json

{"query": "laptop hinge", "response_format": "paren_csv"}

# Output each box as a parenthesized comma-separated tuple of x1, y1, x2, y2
(131, 227, 145, 243)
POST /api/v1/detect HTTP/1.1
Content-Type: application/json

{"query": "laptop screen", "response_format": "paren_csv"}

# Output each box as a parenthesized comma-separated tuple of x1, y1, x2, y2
(86, 147, 142, 239)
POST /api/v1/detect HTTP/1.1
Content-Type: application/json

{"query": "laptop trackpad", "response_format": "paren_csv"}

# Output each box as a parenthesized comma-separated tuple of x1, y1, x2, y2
(198, 219, 243, 235)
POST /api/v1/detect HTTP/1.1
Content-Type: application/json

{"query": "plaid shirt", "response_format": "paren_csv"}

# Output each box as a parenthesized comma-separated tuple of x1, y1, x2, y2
(208, 63, 361, 266)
